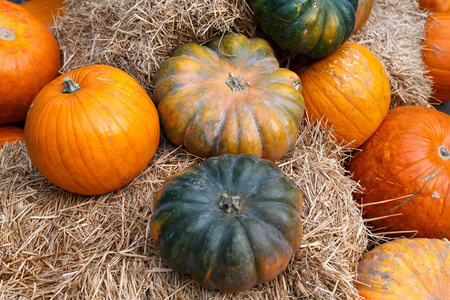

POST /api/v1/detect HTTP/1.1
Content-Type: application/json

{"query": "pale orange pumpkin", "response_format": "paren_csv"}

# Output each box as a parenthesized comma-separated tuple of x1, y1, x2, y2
(353, 0, 373, 33)
(0, 125, 25, 147)
(357, 238, 450, 299)
(422, 13, 450, 103)
(419, 0, 450, 12)
(298, 42, 391, 148)
(20, 0, 64, 27)
(0, 0, 61, 125)
(24, 65, 160, 195)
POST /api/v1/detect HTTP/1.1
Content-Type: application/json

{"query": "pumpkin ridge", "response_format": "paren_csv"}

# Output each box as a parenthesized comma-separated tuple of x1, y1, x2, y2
(212, 97, 234, 156)
(305, 72, 366, 138)
(244, 208, 300, 240)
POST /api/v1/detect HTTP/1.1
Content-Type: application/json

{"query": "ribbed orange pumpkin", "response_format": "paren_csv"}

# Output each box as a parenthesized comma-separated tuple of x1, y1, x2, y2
(0, 125, 25, 147)
(20, 0, 64, 27)
(353, 0, 373, 33)
(349, 105, 450, 238)
(357, 238, 450, 299)
(0, 0, 61, 125)
(419, 0, 450, 12)
(422, 13, 450, 103)
(298, 42, 391, 148)
(24, 65, 160, 196)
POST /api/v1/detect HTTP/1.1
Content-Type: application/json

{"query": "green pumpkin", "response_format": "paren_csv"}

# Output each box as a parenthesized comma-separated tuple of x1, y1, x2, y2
(150, 153, 303, 292)
(249, 0, 359, 58)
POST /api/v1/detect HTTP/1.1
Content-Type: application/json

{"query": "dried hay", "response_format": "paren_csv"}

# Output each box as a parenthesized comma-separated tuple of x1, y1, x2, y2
(0, 120, 368, 299)
(349, 0, 433, 107)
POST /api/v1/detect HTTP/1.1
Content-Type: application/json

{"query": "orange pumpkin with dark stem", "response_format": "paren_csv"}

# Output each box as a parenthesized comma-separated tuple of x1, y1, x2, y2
(353, 0, 373, 33)
(24, 65, 160, 196)
(349, 105, 450, 239)
(422, 13, 450, 103)
(0, 125, 25, 147)
(298, 42, 391, 148)
(357, 238, 450, 299)
(0, 0, 61, 125)
(20, 0, 64, 27)
(419, 0, 450, 12)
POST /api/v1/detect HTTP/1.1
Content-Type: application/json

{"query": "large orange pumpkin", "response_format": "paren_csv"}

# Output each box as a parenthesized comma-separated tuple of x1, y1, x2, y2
(0, 0, 61, 125)
(24, 65, 160, 196)
(357, 238, 450, 299)
(154, 33, 305, 161)
(20, 0, 64, 27)
(419, 0, 450, 12)
(298, 42, 391, 148)
(349, 105, 450, 239)
(353, 0, 373, 33)
(0, 125, 25, 147)
(422, 13, 450, 103)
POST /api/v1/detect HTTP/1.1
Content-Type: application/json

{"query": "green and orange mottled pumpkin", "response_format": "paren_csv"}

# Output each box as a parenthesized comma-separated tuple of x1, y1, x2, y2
(154, 33, 305, 161)
(151, 153, 303, 292)
(25, 65, 160, 195)
(357, 238, 450, 299)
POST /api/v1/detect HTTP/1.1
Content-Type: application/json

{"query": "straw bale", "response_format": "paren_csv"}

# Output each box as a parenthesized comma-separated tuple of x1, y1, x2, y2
(349, 0, 433, 107)
(0, 120, 368, 299)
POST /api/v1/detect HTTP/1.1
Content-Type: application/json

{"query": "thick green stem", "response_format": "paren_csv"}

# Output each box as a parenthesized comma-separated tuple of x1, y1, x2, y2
(61, 77, 81, 94)
(225, 73, 247, 92)
(439, 145, 450, 161)
(0, 27, 15, 41)
(218, 193, 241, 214)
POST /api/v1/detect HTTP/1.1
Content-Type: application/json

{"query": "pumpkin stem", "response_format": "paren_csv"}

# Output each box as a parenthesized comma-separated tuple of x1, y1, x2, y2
(0, 27, 15, 41)
(218, 193, 241, 214)
(225, 73, 247, 92)
(438, 145, 450, 161)
(61, 77, 81, 94)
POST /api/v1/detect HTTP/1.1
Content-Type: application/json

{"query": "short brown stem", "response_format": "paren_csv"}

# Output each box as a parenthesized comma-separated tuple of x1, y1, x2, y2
(438, 144, 450, 161)
(218, 193, 241, 214)
(61, 77, 81, 94)
(0, 27, 15, 41)
(225, 73, 247, 92)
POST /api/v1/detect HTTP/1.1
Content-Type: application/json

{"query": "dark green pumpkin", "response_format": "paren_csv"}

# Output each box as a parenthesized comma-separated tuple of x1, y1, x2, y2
(150, 153, 303, 292)
(249, 0, 359, 58)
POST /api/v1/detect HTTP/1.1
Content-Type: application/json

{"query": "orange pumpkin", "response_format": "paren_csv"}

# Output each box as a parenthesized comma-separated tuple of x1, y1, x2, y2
(349, 106, 450, 239)
(0, 125, 25, 147)
(353, 0, 373, 33)
(24, 65, 160, 196)
(422, 13, 450, 103)
(0, 0, 61, 125)
(419, 0, 450, 12)
(357, 238, 450, 299)
(20, 0, 64, 27)
(298, 42, 391, 148)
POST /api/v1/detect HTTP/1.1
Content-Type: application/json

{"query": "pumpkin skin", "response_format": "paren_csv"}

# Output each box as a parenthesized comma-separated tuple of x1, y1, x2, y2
(357, 238, 450, 299)
(248, 0, 358, 59)
(0, 0, 61, 125)
(349, 106, 450, 238)
(24, 65, 160, 196)
(419, 0, 450, 12)
(20, 0, 64, 27)
(151, 153, 303, 292)
(154, 33, 305, 161)
(298, 42, 391, 148)
(0, 125, 25, 147)
(353, 0, 373, 33)
(422, 13, 450, 103)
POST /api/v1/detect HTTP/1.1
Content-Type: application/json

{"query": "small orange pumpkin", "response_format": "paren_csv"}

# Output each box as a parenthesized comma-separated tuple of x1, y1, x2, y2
(25, 65, 160, 195)
(20, 0, 65, 27)
(349, 105, 450, 239)
(419, 0, 450, 12)
(353, 0, 373, 33)
(422, 13, 450, 103)
(298, 42, 391, 148)
(0, 0, 61, 125)
(0, 125, 25, 147)
(357, 238, 450, 299)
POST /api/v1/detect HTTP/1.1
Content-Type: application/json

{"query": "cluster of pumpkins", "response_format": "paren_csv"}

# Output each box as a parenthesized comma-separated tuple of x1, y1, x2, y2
(1, 0, 449, 297)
